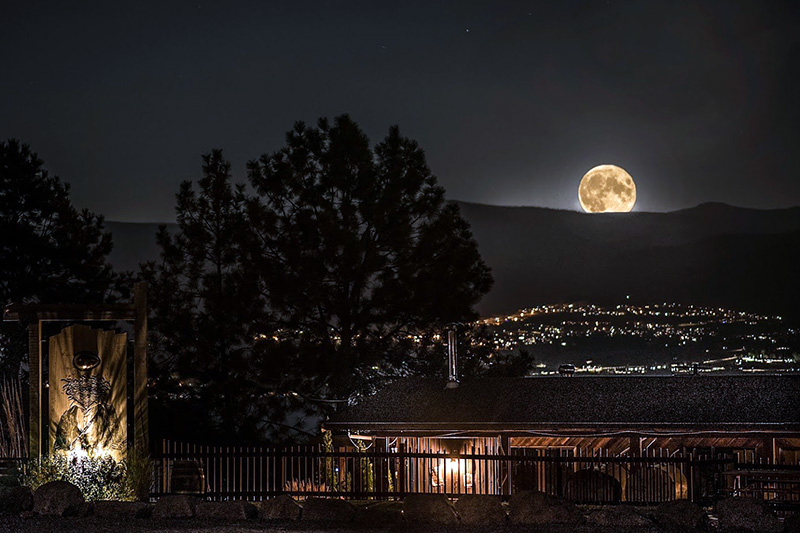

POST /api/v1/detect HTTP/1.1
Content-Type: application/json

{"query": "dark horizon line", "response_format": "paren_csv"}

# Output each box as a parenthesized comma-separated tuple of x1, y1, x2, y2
(103, 200, 800, 225)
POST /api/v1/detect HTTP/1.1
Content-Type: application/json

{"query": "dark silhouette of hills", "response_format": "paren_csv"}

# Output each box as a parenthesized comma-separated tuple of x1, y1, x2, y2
(456, 202, 800, 319)
(106, 202, 800, 319)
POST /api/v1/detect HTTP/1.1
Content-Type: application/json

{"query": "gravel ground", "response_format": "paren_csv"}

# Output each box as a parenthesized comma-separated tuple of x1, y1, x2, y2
(0, 516, 672, 533)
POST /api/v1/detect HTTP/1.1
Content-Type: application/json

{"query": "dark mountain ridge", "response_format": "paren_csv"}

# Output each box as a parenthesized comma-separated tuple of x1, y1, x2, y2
(106, 202, 800, 319)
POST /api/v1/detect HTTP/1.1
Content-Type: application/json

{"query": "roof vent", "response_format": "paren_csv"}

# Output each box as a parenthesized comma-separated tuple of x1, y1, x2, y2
(445, 328, 459, 389)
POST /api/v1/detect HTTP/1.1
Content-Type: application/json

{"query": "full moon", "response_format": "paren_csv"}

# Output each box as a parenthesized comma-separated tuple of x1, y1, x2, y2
(578, 164, 637, 213)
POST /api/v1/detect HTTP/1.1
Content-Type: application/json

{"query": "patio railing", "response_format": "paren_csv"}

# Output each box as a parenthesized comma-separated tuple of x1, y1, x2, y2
(154, 439, 800, 510)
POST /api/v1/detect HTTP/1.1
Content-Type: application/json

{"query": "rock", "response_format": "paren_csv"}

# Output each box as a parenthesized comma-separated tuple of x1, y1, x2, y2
(627, 467, 682, 502)
(586, 505, 652, 527)
(195, 500, 257, 520)
(94, 500, 151, 518)
(0, 486, 33, 514)
(354, 500, 403, 525)
(565, 468, 622, 503)
(652, 499, 707, 531)
(301, 497, 357, 522)
(454, 495, 506, 526)
(152, 494, 196, 519)
(403, 494, 459, 525)
(785, 513, 800, 533)
(63, 501, 93, 517)
(32, 480, 84, 516)
(508, 490, 584, 525)
(715, 497, 782, 533)
(259, 494, 302, 521)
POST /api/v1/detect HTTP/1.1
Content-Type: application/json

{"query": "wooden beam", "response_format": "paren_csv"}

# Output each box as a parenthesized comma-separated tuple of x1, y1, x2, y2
(133, 282, 149, 456)
(28, 322, 41, 459)
(3, 304, 136, 322)
(630, 434, 642, 456)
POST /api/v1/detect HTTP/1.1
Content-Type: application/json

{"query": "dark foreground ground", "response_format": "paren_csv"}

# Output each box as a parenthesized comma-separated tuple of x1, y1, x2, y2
(0, 516, 695, 533)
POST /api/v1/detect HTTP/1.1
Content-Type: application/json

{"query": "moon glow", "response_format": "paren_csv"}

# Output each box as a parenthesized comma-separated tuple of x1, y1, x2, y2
(578, 164, 637, 213)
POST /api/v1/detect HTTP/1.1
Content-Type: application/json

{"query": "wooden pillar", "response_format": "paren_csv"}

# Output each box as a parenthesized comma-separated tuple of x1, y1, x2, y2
(629, 434, 642, 456)
(397, 442, 406, 498)
(133, 282, 149, 456)
(500, 435, 511, 497)
(27, 321, 41, 459)
(761, 438, 775, 464)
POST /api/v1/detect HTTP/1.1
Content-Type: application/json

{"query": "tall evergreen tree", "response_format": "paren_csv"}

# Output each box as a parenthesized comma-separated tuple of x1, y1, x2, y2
(246, 115, 493, 404)
(141, 150, 270, 442)
(148, 118, 499, 444)
(0, 139, 117, 374)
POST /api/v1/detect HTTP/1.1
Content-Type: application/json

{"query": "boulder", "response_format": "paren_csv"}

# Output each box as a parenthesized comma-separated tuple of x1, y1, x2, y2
(195, 500, 257, 520)
(403, 494, 459, 525)
(565, 468, 622, 503)
(454, 495, 506, 526)
(586, 505, 652, 527)
(652, 499, 707, 531)
(354, 500, 403, 525)
(32, 480, 84, 516)
(63, 501, 93, 517)
(94, 500, 151, 518)
(301, 497, 357, 522)
(0, 486, 33, 514)
(152, 494, 196, 519)
(508, 490, 584, 525)
(627, 466, 683, 502)
(259, 494, 302, 521)
(715, 497, 782, 533)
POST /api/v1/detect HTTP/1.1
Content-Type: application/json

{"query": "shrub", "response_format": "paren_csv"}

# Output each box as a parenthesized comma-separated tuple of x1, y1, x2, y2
(22, 451, 153, 501)
(124, 448, 154, 501)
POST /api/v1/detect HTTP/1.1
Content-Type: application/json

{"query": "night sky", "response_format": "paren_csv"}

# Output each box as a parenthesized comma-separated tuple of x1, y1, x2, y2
(3, 1, 799, 222)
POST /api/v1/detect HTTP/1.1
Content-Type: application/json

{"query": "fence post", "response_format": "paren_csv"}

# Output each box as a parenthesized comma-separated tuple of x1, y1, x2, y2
(161, 439, 168, 495)
(397, 443, 406, 499)
(500, 436, 511, 498)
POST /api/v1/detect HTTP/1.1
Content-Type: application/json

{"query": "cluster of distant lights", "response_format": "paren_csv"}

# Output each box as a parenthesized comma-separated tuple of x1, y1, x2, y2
(479, 302, 776, 326)
(241, 304, 797, 378)
(477, 302, 784, 350)
(472, 302, 797, 375)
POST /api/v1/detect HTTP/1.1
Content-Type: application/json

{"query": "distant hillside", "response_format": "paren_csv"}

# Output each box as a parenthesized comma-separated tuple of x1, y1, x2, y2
(456, 202, 800, 318)
(105, 202, 800, 319)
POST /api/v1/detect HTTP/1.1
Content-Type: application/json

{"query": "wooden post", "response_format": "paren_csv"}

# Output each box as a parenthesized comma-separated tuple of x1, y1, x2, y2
(28, 321, 42, 459)
(630, 434, 642, 456)
(500, 435, 511, 497)
(133, 282, 149, 455)
(397, 442, 406, 498)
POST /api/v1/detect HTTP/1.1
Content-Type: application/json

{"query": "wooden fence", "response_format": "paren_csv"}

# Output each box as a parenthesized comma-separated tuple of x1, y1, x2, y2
(154, 440, 800, 508)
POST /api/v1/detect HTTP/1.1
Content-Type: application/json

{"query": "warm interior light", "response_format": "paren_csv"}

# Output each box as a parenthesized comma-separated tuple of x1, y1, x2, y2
(432, 457, 472, 490)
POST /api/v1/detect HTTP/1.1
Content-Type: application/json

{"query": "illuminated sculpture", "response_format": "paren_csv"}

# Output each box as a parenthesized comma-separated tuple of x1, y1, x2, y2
(2, 282, 148, 460)
(50, 327, 126, 459)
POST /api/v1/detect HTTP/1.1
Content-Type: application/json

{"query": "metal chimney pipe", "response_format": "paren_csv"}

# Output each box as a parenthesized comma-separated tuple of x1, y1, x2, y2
(446, 328, 459, 389)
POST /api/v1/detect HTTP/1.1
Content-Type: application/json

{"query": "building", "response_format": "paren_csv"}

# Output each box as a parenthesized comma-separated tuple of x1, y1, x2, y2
(325, 374, 800, 501)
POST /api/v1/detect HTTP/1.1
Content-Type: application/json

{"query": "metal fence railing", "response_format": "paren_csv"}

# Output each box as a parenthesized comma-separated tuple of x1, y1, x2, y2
(154, 439, 800, 510)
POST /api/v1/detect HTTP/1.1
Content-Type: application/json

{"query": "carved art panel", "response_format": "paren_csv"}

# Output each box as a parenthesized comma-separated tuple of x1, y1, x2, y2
(48, 324, 127, 460)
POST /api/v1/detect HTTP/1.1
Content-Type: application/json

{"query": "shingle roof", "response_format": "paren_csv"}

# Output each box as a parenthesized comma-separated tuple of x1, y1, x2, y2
(326, 375, 800, 433)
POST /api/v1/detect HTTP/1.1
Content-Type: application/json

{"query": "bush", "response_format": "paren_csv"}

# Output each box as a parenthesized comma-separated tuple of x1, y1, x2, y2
(22, 451, 153, 501)
(124, 449, 154, 501)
